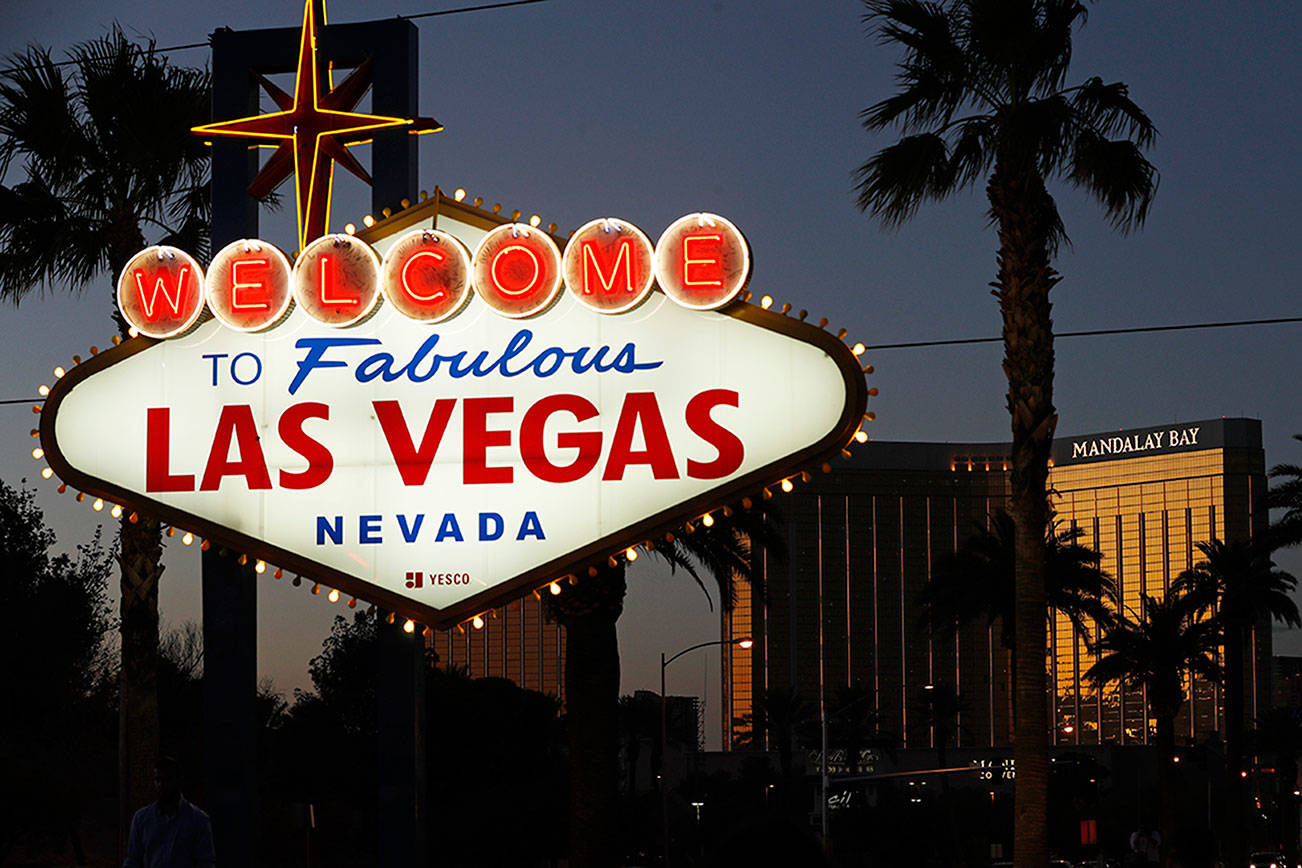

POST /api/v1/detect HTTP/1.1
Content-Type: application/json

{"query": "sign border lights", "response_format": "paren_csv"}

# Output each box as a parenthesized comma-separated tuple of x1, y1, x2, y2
(40, 191, 873, 631)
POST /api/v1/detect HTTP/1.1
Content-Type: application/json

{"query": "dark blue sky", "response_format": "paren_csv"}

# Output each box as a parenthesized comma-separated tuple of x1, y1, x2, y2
(2, 0, 1299, 747)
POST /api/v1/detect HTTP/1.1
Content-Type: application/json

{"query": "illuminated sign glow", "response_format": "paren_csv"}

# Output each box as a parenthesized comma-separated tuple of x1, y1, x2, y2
(116, 247, 207, 339)
(206, 240, 294, 332)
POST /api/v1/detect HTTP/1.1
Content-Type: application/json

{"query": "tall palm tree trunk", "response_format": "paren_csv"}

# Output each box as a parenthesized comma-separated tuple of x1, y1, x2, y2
(1223, 622, 1246, 867)
(989, 161, 1059, 868)
(547, 564, 626, 868)
(1155, 711, 1177, 858)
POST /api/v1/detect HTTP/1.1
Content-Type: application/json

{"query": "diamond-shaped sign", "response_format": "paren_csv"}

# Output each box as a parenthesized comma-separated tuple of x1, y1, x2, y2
(41, 201, 867, 628)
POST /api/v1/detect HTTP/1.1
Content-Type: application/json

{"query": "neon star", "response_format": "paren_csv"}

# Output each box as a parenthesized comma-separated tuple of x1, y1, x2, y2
(192, 0, 441, 250)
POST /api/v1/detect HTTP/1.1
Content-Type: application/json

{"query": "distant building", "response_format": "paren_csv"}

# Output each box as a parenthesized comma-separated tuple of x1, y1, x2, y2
(723, 418, 1270, 750)
(1274, 655, 1302, 709)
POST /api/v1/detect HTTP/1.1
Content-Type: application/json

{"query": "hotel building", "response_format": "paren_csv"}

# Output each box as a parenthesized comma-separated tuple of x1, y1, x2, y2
(722, 418, 1271, 750)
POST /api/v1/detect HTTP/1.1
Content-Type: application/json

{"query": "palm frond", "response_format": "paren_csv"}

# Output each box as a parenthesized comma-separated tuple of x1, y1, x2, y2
(1067, 130, 1158, 232)
(854, 132, 958, 224)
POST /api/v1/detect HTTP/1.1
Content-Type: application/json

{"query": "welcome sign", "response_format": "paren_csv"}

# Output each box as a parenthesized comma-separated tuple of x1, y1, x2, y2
(40, 195, 869, 628)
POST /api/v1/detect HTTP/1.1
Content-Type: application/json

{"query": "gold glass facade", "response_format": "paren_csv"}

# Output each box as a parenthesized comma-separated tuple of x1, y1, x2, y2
(723, 419, 1268, 752)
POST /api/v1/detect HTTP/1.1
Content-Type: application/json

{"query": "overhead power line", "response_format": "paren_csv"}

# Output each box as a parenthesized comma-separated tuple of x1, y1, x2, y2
(864, 315, 1302, 351)
(0, 0, 550, 76)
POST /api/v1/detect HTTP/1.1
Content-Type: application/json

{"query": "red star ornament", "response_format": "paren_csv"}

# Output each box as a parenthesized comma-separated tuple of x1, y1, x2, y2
(192, 0, 441, 250)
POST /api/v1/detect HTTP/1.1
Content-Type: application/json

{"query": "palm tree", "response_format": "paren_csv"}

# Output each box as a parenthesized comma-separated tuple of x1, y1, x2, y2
(1248, 707, 1302, 868)
(856, 4, 1158, 862)
(1267, 434, 1302, 549)
(1173, 538, 1300, 866)
(542, 507, 782, 868)
(0, 29, 209, 829)
(1085, 589, 1221, 856)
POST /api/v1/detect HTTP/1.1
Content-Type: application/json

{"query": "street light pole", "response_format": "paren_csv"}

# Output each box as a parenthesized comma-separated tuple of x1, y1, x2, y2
(659, 636, 752, 868)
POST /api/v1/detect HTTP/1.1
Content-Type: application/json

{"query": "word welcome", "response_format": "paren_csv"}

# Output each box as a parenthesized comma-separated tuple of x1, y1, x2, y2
(117, 213, 751, 338)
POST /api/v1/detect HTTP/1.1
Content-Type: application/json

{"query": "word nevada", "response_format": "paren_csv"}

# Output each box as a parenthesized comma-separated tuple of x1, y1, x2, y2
(117, 213, 751, 338)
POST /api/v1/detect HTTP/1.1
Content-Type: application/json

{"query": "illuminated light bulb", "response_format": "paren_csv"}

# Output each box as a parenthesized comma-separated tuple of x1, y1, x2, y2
(128, 327, 139, 338)
(200, 540, 210, 551)
(454, 188, 466, 201)
(474, 196, 484, 207)
(41, 467, 53, 479)
(818, 317, 828, 328)
(400, 198, 410, 209)
(511, 209, 521, 220)
(664, 532, 675, 543)
(57, 484, 66, 493)
(626, 547, 638, 562)
(492, 203, 501, 213)
(841, 449, 852, 459)
(111, 504, 122, 518)
(165, 526, 174, 537)
(852, 343, 865, 356)
(274, 568, 283, 578)
(419, 190, 429, 201)
(608, 555, 618, 568)
(344, 223, 356, 234)
(855, 430, 869, 443)
(801, 471, 811, 482)
(54, 366, 65, 378)
(38, 385, 49, 396)
(254, 560, 266, 574)
(403, 619, 415, 634)
(822, 462, 832, 473)
(386, 611, 395, 624)
(549, 582, 561, 595)
(781, 479, 794, 493)
(780, 303, 791, 314)
(129, 512, 139, 523)
(529, 215, 541, 228)
(76, 492, 85, 502)
(836, 328, 848, 339)
(472, 615, 484, 629)
(311, 583, 320, 595)
(29, 428, 38, 437)
(32, 405, 41, 414)
(741, 497, 753, 509)
(32, 448, 43, 459)
(92, 498, 104, 511)
(328, 588, 340, 603)
(761, 296, 773, 309)
(762, 488, 772, 500)
(348, 597, 357, 609)
(236, 554, 247, 566)
(684, 522, 695, 534)
(182, 532, 193, 545)
(363, 215, 375, 227)
(866, 412, 876, 421)
(588, 566, 599, 578)
(382, 207, 392, 218)
(548, 223, 558, 234)
(863, 364, 875, 374)
(702, 513, 715, 527)
(72, 354, 82, 364)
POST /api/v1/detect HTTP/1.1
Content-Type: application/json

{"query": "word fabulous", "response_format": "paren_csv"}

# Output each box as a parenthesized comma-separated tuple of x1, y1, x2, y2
(117, 213, 750, 339)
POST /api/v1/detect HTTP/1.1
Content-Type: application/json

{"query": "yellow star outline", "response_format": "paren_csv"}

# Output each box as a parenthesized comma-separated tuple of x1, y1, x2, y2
(192, 0, 442, 250)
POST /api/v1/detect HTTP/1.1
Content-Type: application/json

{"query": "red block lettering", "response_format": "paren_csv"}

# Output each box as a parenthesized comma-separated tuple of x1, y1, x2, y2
(278, 402, 333, 489)
(464, 397, 514, 484)
(685, 389, 744, 479)
(521, 394, 602, 483)
(134, 266, 193, 319)
(199, 405, 272, 491)
(374, 399, 456, 486)
(145, 407, 195, 492)
(602, 392, 679, 481)
(681, 233, 724, 288)
(582, 237, 636, 295)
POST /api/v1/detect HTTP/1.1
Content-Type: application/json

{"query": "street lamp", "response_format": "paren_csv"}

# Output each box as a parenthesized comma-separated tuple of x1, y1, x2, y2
(660, 636, 752, 868)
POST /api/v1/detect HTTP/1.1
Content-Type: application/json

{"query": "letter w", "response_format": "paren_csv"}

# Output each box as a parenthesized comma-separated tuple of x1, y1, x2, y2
(374, 399, 456, 486)
(134, 267, 191, 319)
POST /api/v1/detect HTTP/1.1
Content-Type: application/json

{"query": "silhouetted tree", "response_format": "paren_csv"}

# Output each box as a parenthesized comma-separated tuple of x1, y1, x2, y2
(856, 4, 1157, 862)
(0, 479, 114, 863)
(1267, 434, 1302, 550)
(1174, 538, 1299, 866)
(0, 29, 210, 823)
(1086, 589, 1220, 858)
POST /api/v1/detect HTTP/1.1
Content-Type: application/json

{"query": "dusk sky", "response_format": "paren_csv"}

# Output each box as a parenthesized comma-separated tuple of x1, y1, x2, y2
(2, 0, 1299, 748)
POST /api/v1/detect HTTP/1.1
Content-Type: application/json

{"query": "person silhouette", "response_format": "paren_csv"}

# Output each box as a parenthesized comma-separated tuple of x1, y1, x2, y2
(123, 756, 215, 868)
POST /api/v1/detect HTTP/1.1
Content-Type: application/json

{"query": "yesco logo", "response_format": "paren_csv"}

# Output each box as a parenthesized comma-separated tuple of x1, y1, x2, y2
(116, 213, 750, 339)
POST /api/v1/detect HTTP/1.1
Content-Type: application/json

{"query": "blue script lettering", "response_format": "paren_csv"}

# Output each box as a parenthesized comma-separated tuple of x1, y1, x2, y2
(287, 330, 661, 394)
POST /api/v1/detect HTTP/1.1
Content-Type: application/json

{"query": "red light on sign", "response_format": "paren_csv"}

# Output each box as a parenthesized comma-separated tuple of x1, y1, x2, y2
(562, 218, 655, 314)
(293, 234, 381, 327)
(117, 247, 206, 339)
(472, 224, 561, 318)
(380, 229, 472, 323)
(206, 240, 293, 332)
(654, 213, 751, 310)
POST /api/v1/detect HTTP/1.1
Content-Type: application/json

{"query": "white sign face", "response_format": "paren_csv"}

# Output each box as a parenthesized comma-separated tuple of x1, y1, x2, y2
(44, 206, 865, 626)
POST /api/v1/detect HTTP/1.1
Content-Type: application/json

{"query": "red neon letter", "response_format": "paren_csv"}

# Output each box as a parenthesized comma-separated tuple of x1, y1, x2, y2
(278, 402, 333, 489)
(319, 254, 361, 307)
(374, 399, 457, 486)
(521, 394, 602, 483)
(490, 245, 541, 297)
(400, 249, 447, 301)
(685, 389, 744, 479)
(145, 407, 195, 492)
(464, 397, 514, 484)
(230, 258, 272, 311)
(199, 405, 272, 491)
(681, 234, 724, 288)
(134, 266, 192, 319)
(581, 238, 635, 295)
(602, 392, 680, 481)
